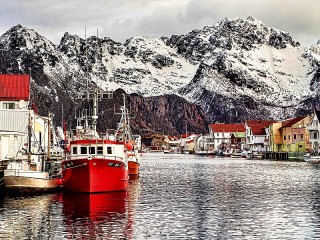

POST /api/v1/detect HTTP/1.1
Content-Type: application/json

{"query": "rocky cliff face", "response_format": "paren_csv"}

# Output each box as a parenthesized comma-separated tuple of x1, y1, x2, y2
(95, 89, 208, 135)
(0, 17, 319, 134)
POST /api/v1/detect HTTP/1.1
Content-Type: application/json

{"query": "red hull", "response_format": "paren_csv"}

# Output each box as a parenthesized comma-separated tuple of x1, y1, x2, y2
(62, 158, 128, 193)
(128, 161, 139, 175)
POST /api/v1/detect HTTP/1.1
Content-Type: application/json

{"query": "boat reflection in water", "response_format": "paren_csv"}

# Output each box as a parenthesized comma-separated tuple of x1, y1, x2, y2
(60, 179, 140, 239)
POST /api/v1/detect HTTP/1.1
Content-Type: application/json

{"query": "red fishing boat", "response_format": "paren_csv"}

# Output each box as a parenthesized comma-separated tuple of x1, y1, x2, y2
(62, 86, 130, 193)
(62, 138, 129, 193)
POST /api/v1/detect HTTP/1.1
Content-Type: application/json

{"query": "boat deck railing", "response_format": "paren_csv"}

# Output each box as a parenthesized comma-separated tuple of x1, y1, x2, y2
(65, 155, 125, 162)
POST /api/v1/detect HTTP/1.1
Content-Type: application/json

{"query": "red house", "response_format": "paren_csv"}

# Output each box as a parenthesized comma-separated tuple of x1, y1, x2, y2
(0, 74, 30, 109)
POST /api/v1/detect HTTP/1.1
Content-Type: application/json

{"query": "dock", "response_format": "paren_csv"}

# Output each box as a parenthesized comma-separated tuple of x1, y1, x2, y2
(264, 152, 304, 161)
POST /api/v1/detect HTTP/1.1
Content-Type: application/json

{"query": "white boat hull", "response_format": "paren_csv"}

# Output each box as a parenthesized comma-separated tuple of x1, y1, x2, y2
(4, 175, 63, 193)
(304, 156, 320, 164)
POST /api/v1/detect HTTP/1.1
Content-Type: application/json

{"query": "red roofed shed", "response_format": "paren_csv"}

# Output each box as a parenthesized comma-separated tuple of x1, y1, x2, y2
(0, 74, 30, 101)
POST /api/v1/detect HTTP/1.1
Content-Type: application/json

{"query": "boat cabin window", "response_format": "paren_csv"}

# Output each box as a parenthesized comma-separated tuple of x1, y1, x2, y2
(72, 147, 77, 154)
(97, 146, 103, 155)
(81, 147, 87, 154)
(107, 147, 112, 154)
(89, 147, 95, 154)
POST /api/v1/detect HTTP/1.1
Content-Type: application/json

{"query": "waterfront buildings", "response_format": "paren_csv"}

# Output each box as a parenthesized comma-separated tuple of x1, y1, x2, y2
(208, 123, 245, 150)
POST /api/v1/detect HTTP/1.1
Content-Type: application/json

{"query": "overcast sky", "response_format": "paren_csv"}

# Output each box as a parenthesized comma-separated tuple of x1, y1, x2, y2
(0, 0, 319, 47)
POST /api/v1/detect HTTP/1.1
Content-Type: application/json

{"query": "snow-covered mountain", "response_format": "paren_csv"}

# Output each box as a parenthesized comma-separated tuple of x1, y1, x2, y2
(0, 17, 319, 133)
(164, 17, 320, 120)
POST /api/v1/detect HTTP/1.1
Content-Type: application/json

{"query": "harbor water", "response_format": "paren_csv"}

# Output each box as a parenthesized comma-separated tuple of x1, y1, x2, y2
(1, 153, 320, 239)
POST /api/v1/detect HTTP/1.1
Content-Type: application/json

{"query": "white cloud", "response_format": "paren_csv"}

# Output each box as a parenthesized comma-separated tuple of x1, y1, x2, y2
(0, 0, 319, 46)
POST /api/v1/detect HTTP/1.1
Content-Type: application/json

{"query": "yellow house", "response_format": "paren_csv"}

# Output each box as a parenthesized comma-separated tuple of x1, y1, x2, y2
(269, 122, 283, 152)
(274, 116, 312, 153)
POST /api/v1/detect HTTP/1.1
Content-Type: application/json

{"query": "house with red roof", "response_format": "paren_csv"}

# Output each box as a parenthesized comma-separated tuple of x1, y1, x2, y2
(0, 74, 33, 161)
(245, 120, 275, 152)
(0, 74, 30, 106)
(180, 133, 199, 153)
(209, 123, 245, 150)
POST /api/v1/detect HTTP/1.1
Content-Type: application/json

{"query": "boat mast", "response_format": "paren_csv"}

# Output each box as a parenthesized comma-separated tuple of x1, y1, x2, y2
(27, 108, 32, 163)
(91, 28, 99, 132)
(27, 72, 32, 163)
(47, 112, 51, 160)
(115, 94, 132, 142)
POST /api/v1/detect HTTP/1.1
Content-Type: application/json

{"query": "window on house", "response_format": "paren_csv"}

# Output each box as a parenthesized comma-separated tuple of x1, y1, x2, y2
(72, 147, 77, 154)
(284, 135, 286, 140)
(314, 132, 318, 139)
(107, 147, 112, 154)
(217, 133, 219, 137)
(3, 103, 15, 109)
(301, 134, 304, 139)
(288, 135, 291, 140)
(80, 147, 87, 154)
(293, 134, 296, 139)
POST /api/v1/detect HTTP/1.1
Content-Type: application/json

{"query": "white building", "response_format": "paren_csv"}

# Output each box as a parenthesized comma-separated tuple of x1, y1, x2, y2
(245, 120, 275, 152)
(306, 111, 320, 154)
(0, 74, 51, 161)
(209, 123, 245, 150)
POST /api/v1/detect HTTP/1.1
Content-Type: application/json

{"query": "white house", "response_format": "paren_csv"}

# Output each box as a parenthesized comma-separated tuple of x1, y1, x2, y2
(306, 110, 320, 154)
(209, 123, 245, 150)
(245, 120, 275, 152)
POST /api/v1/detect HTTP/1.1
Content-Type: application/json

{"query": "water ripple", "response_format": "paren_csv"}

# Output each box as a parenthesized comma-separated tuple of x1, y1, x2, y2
(1, 154, 320, 239)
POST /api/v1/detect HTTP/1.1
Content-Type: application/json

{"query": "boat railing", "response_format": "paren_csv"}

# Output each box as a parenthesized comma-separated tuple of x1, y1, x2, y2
(66, 154, 125, 162)
(4, 169, 51, 178)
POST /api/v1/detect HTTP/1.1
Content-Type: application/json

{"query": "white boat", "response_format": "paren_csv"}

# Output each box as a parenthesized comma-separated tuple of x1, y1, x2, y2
(304, 154, 320, 164)
(253, 152, 264, 159)
(230, 150, 242, 158)
(4, 112, 64, 194)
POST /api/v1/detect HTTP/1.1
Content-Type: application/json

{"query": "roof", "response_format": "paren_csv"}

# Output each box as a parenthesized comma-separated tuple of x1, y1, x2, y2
(167, 136, 178, 141)
(0, 74, 30, 101)
(232, 132, 246, 138)
(181, 133, 192, 139)
(281, 117, 305, 128)
(246, 119, 276, 128)
(209, 123, 245, 133)
(250, 126, 267, 135)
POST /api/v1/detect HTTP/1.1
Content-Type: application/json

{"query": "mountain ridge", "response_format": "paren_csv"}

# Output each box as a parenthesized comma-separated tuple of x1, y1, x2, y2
(0, 17, 319, 134)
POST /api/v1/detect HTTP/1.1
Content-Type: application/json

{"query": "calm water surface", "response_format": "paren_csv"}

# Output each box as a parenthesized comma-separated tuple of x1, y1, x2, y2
(1, 153, 320, 239)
